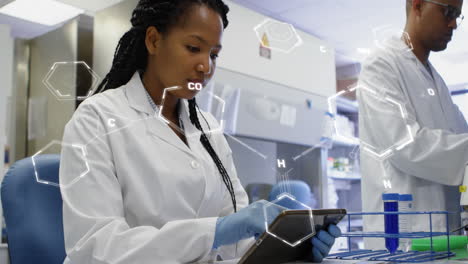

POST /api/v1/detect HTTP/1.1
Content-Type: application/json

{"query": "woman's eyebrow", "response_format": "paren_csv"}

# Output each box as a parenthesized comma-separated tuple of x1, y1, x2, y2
(188, 35, 222, 49)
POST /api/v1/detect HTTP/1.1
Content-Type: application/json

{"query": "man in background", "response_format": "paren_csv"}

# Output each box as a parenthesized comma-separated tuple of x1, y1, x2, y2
(358, 0, 468, 248)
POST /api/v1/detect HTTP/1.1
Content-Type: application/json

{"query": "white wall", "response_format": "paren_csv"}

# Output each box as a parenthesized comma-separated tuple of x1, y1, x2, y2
(93, 0, 336, 98)
(0, 24, 14, 177)
(28, 19, 78, 155)
(220, 1, 336, 97)
(0, 24, 14, 242)
(93, 0, 135, 78)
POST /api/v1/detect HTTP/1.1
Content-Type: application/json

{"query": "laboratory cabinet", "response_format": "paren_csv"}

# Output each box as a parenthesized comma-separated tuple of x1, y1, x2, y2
(327, 96, 363, 251)
(0, 244, 8, 264)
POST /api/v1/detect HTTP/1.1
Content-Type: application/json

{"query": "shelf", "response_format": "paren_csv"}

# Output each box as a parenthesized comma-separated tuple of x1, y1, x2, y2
(338, 218, 363, 228)
(341, 231, 449, 239)
(328, 170, 361, 181)
(328, 250, 455, 262)
(332, 135, 359, 147)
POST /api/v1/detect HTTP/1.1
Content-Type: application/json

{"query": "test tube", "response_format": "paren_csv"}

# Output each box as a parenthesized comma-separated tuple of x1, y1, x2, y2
(398, 194, 413, 252)
(382, 193, 399, 253)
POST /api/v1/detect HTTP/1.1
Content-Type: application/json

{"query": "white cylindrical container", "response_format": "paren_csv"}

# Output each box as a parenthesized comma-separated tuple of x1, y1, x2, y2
(461, 210, 468, 235)
(399, 194, 413, 252)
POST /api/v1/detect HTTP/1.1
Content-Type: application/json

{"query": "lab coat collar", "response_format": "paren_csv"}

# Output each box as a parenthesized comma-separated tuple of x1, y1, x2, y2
(125, 71, 155, 115)
(388, 36, 437, 69)
(124, 71, 199, 129)
(388, 36, 416, 61)
(124, 72, 203, 156)
(388, 36, 438, 80)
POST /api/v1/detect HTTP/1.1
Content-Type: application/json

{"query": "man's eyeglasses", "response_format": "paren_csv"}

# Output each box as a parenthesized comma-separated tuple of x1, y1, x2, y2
(423, 0, 464, 26)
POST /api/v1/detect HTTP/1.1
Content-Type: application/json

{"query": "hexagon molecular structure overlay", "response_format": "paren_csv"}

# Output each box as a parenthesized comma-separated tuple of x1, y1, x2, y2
(264, 193, 315, 247)
(254, 19, 303, 54)
(158, 85, 226, 137)
(328, 84, 414, 160)
(42, 61, 100, 101)
(32, 140, 89, 188)
(373, 25, 413, 54)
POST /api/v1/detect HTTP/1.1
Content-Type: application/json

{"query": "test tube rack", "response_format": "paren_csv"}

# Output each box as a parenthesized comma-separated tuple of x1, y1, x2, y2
(327, 211, 456, 263)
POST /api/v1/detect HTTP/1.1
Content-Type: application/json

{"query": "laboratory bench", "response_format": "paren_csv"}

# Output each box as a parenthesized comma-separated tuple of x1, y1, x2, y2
(214, 260, 468, 264)
(215, 250, 468, 264)
(318, 259, 468, 263)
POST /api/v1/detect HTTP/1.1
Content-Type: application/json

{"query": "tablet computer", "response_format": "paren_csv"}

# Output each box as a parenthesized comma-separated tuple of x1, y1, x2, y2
(238, 209, 347, 264)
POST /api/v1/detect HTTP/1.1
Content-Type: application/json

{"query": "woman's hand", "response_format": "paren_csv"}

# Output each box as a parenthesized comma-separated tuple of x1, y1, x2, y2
(212, 200, 287, 248)
(307, 224, 342, 262)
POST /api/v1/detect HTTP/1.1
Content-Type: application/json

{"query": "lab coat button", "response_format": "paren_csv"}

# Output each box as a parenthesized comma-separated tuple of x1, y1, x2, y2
(191, 160, 199, 169)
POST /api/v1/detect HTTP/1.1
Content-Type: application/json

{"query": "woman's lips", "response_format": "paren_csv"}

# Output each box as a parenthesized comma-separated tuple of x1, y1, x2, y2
(188, 79, 204, 84)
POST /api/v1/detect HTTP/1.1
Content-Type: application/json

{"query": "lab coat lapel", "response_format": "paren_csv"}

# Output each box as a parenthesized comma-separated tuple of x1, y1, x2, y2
(145, 116, 194, 156)
(179, 101, 223, 217)
(431, 68, 460, 132)
(125, 72, 155, 115)
(401, 45, 461, 133)
(405, 55, 451, 130)
(125, 72, 194, 156)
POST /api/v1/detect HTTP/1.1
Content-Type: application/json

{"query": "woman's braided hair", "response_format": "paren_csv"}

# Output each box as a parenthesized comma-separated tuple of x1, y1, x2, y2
(97, 0, 237, 212)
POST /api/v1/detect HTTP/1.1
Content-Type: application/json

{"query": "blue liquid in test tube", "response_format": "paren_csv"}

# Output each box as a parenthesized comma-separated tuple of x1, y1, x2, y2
(382, 193, 399, 254)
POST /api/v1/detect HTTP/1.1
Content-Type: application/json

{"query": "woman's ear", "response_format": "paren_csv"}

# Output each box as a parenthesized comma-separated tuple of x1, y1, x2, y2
(145, 26, 162, 55)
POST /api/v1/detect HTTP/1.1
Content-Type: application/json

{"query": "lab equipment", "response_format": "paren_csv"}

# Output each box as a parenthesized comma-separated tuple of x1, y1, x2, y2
(212, 200, 286, 248)
(383, 193, 399, 254)
(268, 180, 316, 209)
(328, 210, 456, 262)
(459, 165, 468, 207)
(411, 235, 468, 251)
(239, 209, 346, 264)
(412, 235, 468, 260)
(460, 166, 468, 234)
(399, 194, 413, 252)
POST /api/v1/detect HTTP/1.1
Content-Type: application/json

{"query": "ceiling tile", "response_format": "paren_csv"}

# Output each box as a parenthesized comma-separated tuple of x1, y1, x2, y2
(0, 13, 62, 38)
(235, 0, 314, 15)
(55, 0, 124, 12)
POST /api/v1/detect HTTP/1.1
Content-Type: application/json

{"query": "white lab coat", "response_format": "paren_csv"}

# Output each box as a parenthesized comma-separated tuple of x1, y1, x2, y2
(358, 36, 468, 242)
(59, 72, 253, 264)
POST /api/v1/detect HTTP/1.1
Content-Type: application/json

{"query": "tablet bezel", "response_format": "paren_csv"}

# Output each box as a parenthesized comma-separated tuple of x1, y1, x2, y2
(238, 208, 347, 264)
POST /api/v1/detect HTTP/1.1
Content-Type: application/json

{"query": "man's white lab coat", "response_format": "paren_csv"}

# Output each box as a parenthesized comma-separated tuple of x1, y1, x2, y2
(358, 37, 468, 241)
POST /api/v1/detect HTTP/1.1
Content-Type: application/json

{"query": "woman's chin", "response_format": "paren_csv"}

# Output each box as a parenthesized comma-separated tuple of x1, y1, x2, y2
(168, 89, 200, 100)
(180, 90, 200, 100)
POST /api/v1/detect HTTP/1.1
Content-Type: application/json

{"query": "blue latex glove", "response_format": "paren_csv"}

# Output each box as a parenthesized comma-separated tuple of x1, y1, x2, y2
(212, 200, 286, 248)
(307, 224, 341, 262)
